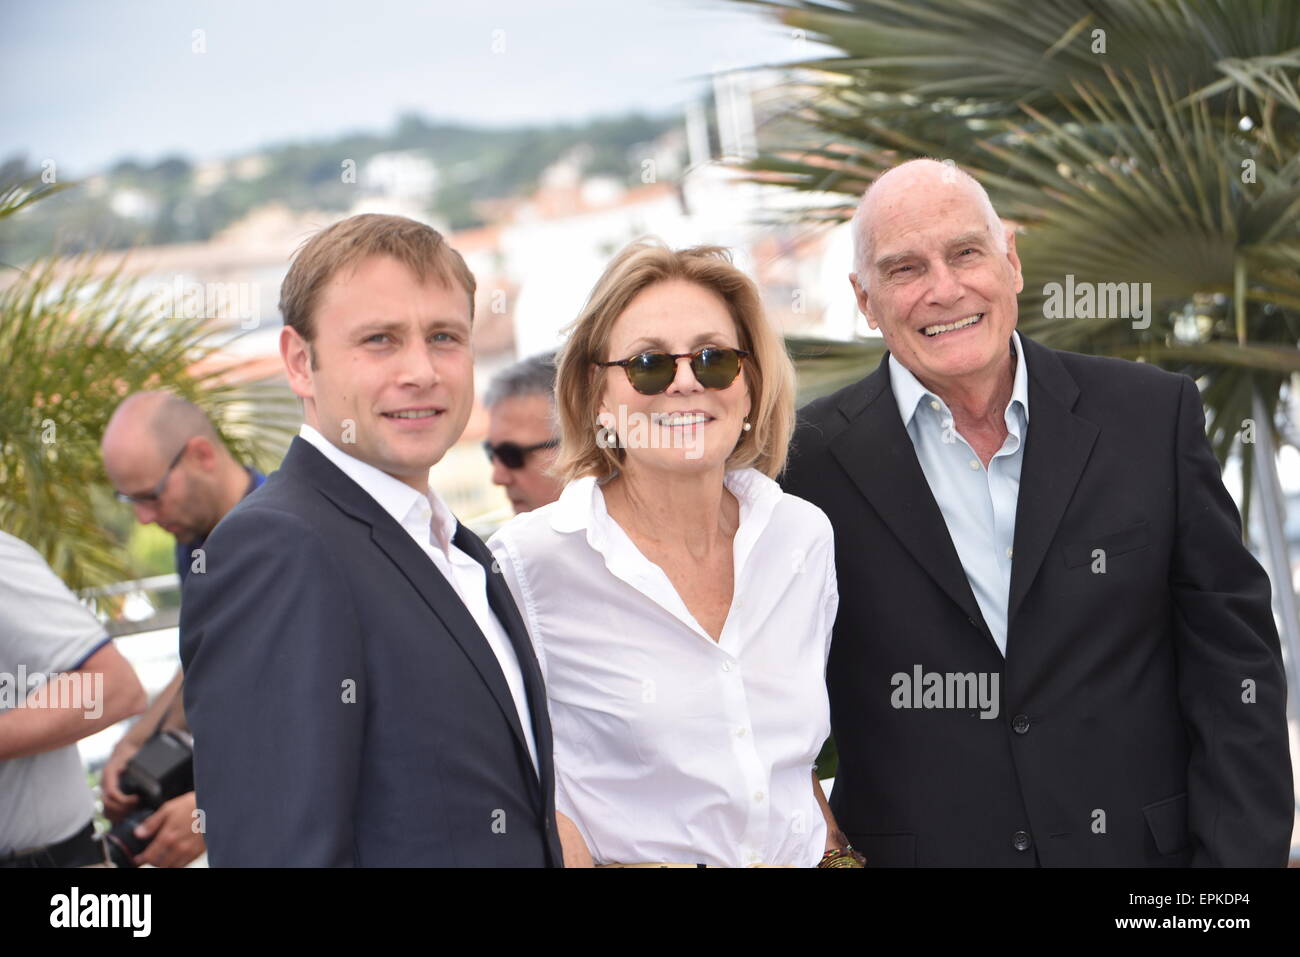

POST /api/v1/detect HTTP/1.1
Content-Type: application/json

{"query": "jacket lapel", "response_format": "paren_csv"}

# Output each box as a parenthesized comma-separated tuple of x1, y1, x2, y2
(1006, 337, 1099, 629)
(283, 438, 538, 777)
(827, 357, 998, 651)
(466, 527, 563, 863)
(454, 523, 557, 790)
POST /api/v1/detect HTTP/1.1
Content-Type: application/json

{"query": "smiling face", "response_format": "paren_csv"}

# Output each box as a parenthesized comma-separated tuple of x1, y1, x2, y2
(280, 254, 474, 491)
(598, 279, 751, 478)
(851, 164, 1023, 394)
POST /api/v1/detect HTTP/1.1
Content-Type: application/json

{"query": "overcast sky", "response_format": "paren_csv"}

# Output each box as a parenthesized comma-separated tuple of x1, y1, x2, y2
(1, 0, 831, 176)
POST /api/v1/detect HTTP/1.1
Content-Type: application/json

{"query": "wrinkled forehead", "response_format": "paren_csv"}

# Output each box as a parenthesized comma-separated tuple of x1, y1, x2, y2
(867, 176, 997, 253)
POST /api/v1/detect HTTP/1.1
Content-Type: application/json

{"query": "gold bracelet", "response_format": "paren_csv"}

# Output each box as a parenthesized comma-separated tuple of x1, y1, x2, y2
(818, 846, 866, 868)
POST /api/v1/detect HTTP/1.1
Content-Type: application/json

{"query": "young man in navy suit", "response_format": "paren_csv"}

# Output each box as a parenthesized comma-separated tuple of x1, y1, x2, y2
(181, 214, 563, 866)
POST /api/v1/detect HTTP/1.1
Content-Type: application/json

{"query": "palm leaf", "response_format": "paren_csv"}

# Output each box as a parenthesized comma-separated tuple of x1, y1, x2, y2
(0, 185, 299, 598)
(728, 0, 1299, 489)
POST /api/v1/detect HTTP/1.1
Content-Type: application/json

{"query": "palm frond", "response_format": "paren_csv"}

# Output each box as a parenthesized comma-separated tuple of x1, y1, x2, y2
(0, 238, 298, 596)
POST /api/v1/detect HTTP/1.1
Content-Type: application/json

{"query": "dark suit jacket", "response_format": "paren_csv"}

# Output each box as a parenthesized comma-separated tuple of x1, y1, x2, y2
(180, 437, 562, 866)
(783, 334, 1293, 866)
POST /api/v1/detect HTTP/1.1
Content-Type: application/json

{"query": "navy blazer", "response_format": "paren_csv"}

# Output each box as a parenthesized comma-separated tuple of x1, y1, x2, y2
(181, 437, 562, 866)
(783, 334, 1293, 866)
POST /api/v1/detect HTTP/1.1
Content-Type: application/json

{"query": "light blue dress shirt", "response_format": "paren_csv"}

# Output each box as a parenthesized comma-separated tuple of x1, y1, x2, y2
(888, 331, 1030, 655)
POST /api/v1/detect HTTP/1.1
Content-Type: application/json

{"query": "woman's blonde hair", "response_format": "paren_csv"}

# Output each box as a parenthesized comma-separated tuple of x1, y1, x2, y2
(553, 239, 796, 484)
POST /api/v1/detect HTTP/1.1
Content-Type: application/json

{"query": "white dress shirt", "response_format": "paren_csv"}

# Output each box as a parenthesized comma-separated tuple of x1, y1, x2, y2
(887, 332, 1030, 654)
(488, 468, 837, 867)
(298, 424, 539, 775)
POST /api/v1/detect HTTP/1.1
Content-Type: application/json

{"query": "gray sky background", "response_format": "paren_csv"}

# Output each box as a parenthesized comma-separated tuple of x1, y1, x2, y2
(1, 0, 832, 176)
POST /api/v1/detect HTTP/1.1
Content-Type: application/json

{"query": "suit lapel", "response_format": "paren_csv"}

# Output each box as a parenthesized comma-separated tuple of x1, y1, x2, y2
(368, 521, 539, 767)
(1007, 337, 1099, 629)
(828, 357, 998, 651)
(455, 524, 561, 863)
(454, 523, 556, 788)
(825, 337, 1099, 656)
(283, 438, 538, 775)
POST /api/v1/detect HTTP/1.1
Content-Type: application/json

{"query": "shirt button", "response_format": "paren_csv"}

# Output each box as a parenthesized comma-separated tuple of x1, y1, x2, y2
(1013, 830, 1033, 852)
(753, 791, 765, 802)
(1006, 547, 1014, 558)
(722, 660, 734, 672)
(929, 400, 940, 411)
(736, 727, 748, 738)
(1012, 714, 1031, 734)
(968, 459, 980, 470)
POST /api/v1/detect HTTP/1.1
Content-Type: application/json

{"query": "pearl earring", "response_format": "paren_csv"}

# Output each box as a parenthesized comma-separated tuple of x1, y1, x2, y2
(742, 420, 752, 432)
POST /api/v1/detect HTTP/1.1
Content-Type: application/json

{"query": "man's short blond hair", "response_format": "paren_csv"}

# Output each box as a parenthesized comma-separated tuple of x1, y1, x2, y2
(279, 213, 477, 342)
(553, 240, 796, 484)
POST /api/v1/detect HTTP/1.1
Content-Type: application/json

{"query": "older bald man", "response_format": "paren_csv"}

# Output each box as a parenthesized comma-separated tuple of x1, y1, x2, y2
(98, 391, 264, 867)
(783, 158, 1292, 866)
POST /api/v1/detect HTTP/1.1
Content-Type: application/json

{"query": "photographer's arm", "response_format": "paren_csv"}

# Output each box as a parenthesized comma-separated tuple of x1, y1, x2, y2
(0, 642, 146, 760)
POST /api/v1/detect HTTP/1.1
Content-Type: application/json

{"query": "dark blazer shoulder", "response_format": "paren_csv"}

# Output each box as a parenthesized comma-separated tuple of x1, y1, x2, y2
(1027, 338, 1186, 395)
(203, 446, 345, 548)
(792, 354, 890, 455)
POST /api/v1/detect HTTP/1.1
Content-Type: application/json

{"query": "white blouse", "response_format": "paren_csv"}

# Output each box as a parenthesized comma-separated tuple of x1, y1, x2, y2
(487, 468, 838, 867)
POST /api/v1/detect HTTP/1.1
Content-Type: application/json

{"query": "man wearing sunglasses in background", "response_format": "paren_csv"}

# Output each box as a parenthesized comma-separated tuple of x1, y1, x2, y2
(483, 352, 563, 514)
(98, 391, 264, 867)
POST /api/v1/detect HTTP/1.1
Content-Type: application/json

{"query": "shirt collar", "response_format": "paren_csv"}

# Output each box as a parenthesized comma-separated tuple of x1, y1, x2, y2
(550, 468, 782, 539)
(298, 423, 456, 552)
(888, 330, 1030, 427)
(547, 468, 785, 642)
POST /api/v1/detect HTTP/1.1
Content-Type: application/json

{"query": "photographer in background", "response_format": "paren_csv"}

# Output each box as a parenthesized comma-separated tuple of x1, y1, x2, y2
(99, 391, 265, 867)
(0, 530, 146, 868)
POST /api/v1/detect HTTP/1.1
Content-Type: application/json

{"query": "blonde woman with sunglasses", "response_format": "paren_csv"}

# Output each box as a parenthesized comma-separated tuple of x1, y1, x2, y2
(488, 240, 861, 868)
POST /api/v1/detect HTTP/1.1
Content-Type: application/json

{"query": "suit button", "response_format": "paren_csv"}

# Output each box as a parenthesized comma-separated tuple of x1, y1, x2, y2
(1012, 714, 1030, 734)
(1013, 831, 1032, 852)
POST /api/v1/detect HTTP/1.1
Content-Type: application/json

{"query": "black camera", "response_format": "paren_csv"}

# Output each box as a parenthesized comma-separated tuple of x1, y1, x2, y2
(103, 730, 194, 867)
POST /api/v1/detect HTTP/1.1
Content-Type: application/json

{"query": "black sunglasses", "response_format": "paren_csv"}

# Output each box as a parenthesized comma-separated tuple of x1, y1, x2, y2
(483, 438, 559, 470)
(115, 442, 189, 506)
(595, 347, 750, 396)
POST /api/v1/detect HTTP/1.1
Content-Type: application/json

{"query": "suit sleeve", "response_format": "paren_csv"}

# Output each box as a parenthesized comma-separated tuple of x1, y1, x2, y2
(180, 506, 365, 866)
(1170, 375, 1294, 866)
